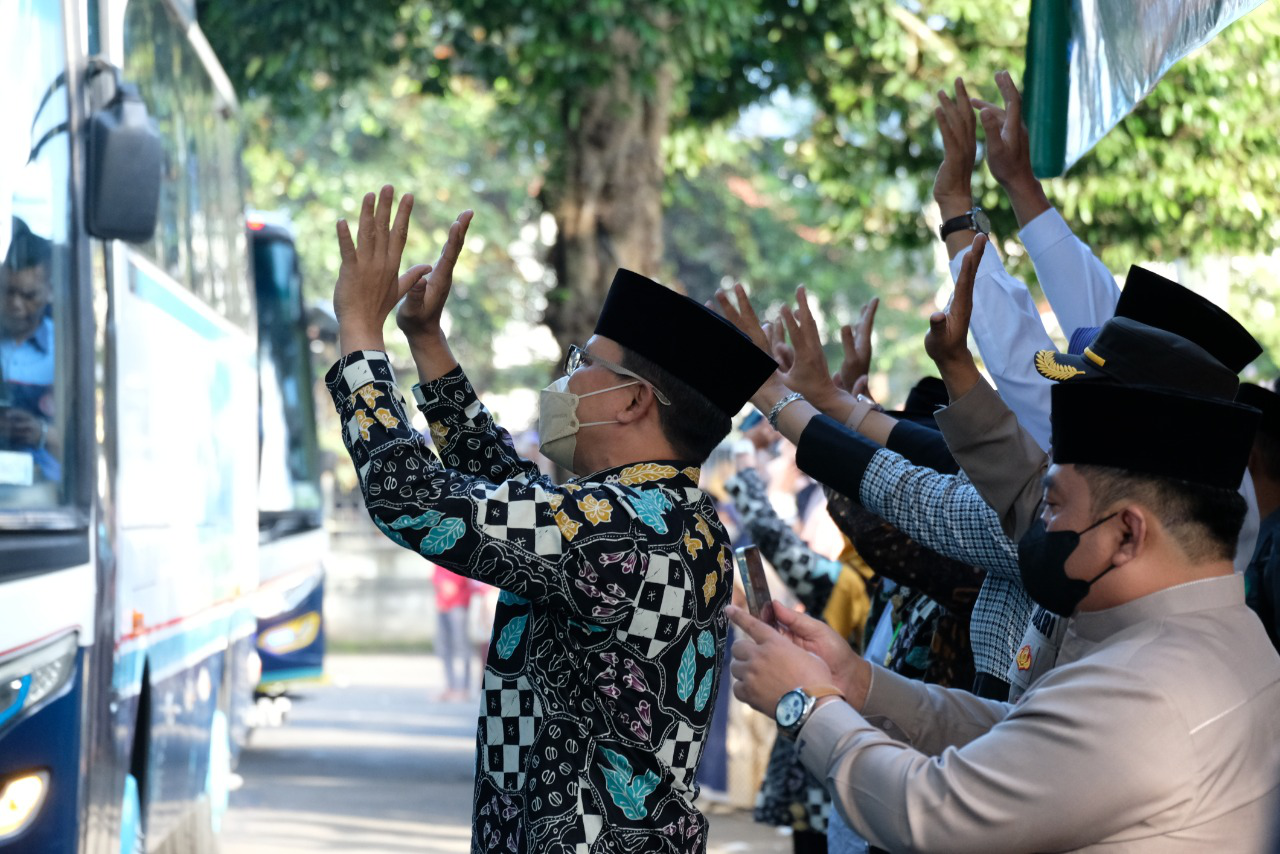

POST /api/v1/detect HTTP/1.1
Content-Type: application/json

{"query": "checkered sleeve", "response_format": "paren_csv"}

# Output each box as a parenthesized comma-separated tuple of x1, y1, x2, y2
(325, 352, 646, 612)
(725, 469, 838, 614)
(412, 365, 543, 484)
(858, 449, 1021, 580)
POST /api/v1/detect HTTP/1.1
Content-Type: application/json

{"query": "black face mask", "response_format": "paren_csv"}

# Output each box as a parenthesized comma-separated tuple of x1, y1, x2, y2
(1017, 513, 1119, 617)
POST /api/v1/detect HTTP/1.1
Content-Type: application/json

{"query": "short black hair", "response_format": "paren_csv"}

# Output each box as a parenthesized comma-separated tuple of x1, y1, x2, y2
(619, 346, 731, 463)
(1076, 464, 1246, 563)
(4, 218, 52, 272)
(1254, 429, 1280, 482)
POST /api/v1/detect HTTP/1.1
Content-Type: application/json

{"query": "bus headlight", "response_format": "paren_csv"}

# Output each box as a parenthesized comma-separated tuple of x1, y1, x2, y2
(0, 633, 78, 732)
(0, 770, 49, 840)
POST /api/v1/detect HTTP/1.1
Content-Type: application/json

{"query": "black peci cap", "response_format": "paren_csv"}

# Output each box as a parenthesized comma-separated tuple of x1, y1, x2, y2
(1050, 383, 1260, 489)
(1115, 266, 1262, 372)
(594, 269, 777, 417)
(1033, 317, 1239, 400)
(1237, 382, 1280, 439)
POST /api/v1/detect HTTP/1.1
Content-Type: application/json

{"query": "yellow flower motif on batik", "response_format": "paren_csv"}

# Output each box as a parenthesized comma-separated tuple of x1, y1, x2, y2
(694, 514, 715, 547)
(577, 495, 614, 525)
(618, 463, 678, 486)
(683, 530, 704, 559)
(548, 493, 564, 511)
(701, 570, 717, 605)
(428, 421, 449, 445)
(682, 466, 702, 484)
(353, 409, 374, 442)
(351, 383, 383, 408)
(555, 510, 581, 541)
(373, 407, 399, 429)
(718, 545, 733, 577)
(563, 483, 583, 493)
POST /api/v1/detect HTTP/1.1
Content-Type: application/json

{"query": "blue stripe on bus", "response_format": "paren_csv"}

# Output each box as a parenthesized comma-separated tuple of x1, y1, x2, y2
(113, 606, 256, 697)
(130, 263, 230, 342)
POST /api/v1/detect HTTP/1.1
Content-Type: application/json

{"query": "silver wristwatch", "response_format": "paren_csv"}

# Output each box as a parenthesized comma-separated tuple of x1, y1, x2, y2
(775, 684, 844, 739)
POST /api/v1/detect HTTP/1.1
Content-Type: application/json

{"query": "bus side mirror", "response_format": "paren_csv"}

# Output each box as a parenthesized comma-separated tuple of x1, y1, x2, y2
(86, 82, 162, 243)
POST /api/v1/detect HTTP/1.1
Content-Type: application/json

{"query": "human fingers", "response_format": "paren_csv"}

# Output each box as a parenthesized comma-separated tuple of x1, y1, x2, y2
(771, 601, 826, 639)
(373, 184, 394, 259)
(952, 234, 986, 322)
(433, 210, 474, 278)
(336, 219, 356, 263)
(389, 192, 416, 261)
(855, 297, 879, 352)
(997, 70, 1022, 128)
(954, 78, 974, 131)
(355, 192, 375, 259)
(969, 97, 1004, 116)
(726, 603, 775, 643)
(396, 263, 433, 300)
(850, 375, 869, 397)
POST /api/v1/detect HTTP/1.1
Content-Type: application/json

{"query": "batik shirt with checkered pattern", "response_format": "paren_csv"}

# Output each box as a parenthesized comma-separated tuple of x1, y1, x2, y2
(327, 352, 732, 854)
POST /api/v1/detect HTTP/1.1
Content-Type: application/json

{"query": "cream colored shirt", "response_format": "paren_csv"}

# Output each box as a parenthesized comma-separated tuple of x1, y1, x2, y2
(798, 574, 1280, 852)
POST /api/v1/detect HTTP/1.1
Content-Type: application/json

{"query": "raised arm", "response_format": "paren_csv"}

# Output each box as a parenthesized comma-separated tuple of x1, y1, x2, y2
(976, 71, 1119, 334)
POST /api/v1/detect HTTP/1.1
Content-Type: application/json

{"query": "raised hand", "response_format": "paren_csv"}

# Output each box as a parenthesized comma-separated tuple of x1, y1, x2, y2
(396, 209, 474, 346)
(764, 319, 795, 372)
(832, 297, 878, 394)
(770, 603, 870, 709)
(333, 185, 433, 353)
(778, 285, 847, 414)
(924, 233, 987, 400)
(971, 70, 1034, 190)
(933, 77, 978, 209)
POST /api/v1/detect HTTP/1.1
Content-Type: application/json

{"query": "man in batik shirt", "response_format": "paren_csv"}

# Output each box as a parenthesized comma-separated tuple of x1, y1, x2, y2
(326, 187, 775, 852)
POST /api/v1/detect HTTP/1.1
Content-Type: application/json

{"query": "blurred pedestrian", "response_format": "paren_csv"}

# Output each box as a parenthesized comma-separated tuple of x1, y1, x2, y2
(432, 564, 474, 701)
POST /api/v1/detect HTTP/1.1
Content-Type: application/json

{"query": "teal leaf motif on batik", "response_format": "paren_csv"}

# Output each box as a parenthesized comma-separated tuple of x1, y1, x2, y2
(373, 517, 410, 549)
(599, 747, 659, 820)
(676, 639, 697, 701)
(498, 590, 528, 607)
(496, 613, 528, 659)
(628, 490, 671, 534)
(419, 517, 467, 555)
(389, 510, 444, 530)
(693, 669, 715, 712)
(696, 630, 715, 658)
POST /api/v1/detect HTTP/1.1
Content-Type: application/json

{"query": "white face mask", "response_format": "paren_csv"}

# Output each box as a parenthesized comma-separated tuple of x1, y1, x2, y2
(538, 374, 638, 472)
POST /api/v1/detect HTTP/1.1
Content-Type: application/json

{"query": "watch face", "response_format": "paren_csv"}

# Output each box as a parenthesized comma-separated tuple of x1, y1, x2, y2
(775, 690, 806, 727)
(974, 208, 992, 234)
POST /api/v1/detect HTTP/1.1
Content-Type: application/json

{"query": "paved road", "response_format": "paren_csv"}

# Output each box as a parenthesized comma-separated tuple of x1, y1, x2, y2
(221, 654, 791, 853)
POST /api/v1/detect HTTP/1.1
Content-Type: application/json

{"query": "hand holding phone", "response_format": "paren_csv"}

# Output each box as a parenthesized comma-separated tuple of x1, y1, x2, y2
(735, 545, 776, 626)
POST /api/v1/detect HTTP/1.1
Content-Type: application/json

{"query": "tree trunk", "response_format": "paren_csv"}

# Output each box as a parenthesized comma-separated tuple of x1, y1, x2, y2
(542, 34, 674, 357)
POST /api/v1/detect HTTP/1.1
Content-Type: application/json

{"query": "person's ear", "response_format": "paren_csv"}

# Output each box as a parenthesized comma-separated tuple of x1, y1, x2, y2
(1110, 505, 1146, 567)
(614, 383, 656, 425)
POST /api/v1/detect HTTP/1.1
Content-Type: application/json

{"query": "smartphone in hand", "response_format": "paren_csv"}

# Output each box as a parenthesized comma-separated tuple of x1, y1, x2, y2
(735, 545, 776, 626)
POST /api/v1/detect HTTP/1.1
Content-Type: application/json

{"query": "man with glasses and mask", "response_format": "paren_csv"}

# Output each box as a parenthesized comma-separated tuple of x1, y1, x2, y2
(324, 187, 775, 853)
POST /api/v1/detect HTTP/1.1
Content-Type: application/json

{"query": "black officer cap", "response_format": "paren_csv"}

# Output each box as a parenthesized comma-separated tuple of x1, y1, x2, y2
(1034, 317, 1239, 400)
(1115, 266, 1261, 372)
(594, 269, 777, 417)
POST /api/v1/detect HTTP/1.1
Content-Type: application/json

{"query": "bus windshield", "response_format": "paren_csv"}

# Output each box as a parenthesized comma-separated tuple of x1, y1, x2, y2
(0, 0, 76, 522)
(254, 232, 322, 525)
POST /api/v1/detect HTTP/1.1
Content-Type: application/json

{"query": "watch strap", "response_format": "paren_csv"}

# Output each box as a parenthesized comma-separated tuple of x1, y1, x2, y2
(802, 683, 845, 702)
(939, 211, 976, 240)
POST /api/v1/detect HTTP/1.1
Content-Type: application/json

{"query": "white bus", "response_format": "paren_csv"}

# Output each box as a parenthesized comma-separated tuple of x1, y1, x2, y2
(0, 0, 319, 850)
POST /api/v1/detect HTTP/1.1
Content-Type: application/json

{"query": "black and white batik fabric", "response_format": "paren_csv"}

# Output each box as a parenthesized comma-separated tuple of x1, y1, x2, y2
(326, 353, 733, 854)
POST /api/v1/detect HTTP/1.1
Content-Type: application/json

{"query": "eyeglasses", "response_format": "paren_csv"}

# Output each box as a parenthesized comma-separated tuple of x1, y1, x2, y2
(564, 344, 671, 406)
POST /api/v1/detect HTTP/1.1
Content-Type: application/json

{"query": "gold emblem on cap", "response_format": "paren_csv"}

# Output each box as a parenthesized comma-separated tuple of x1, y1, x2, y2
(1083, 347, 1106, 367)
(1035, 350, 1085, 381)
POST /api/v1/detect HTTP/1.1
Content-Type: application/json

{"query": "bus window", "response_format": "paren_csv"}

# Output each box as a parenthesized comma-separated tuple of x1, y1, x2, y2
(0, 0, 75, 520)
(124, 0, 251, 330)
(253, 232, 322, 520)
